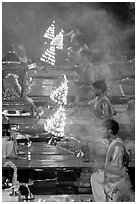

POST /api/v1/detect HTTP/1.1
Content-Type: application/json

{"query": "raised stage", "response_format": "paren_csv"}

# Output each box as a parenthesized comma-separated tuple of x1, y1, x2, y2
(2, 140, 135, 202)
(2, 142, 90, 168)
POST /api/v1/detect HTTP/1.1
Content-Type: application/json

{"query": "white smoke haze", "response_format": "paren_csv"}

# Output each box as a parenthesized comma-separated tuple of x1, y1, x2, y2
(70, 7, 134, 63)
(2, 2, 134, 63)
(2, 2, 135, 162)
(2, 2, 135, 130)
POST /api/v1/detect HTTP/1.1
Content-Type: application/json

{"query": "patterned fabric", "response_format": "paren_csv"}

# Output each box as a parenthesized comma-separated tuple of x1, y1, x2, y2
(104, 137, 130, 200)
(2, 138, 18, 159)
(94, 95, 112, 120)
(91, 137, 131, 201)
(88, 95, 112, 120)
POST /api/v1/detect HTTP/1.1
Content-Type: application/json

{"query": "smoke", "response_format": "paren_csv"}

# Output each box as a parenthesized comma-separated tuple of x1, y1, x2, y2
(63, 4, 134, 63)
(2, 2, 134, 63)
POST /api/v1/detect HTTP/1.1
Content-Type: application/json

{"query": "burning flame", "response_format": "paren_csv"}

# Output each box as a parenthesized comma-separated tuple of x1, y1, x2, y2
(50, 75, 68, 105)
(44, 75, 68, 137)
(44, 106, 66, 137)
(40, 20, 64, 66)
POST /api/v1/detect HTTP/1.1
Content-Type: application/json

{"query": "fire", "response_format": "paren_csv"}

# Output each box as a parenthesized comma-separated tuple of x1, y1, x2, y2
(44, 75, 68, 137)
(50, 75, 68, 105)
(40, 20, 64, 66)
(44, 106, 66, 137)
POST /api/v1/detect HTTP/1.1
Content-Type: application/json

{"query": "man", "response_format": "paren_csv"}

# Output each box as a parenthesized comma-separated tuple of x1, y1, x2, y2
(26, 96, 41, 118)
(90, 119, 132, 202)
(88, 80, 112, 120)
(2, 129, 18, 159)
(79, 50, 97, 83)
(2, 113, 11, 136)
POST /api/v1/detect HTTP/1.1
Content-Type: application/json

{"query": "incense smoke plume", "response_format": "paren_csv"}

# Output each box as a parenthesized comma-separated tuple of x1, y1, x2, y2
(3, 2, 134, 64)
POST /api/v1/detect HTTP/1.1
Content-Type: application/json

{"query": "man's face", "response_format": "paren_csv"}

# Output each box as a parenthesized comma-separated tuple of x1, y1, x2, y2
(93, 87, 102, 97)
(102, 126, 110, 140)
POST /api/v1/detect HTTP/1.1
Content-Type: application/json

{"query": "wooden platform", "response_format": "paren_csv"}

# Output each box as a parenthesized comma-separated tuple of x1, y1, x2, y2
(2, 142, 94, 169)
(26, 194, 94, 202)
(2, 190, 94, 202)
(2, 140, 134, 169)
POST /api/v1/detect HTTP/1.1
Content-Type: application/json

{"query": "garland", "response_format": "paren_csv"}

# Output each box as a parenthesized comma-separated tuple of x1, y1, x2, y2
(4, 88, 20, 100)
(4, 161, 20, 190)
(5, 73, 22, 93)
